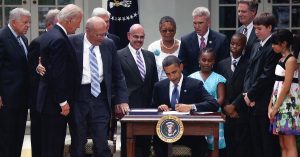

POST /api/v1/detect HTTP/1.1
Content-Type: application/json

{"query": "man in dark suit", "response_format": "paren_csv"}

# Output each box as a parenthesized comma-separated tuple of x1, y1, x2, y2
(68, 16, 129, 157)
(91, 7, 122, 50)
(179, 6, 229, 76)
(36, 4, 83, 157)
(236, 13, 280, 157)
(216, 33, 249, 157)
(28, 9, 59, 157)
(0, 7, 31, 157)
(237, 0, 259, 59)
(152, 55, 218, 157)
(118, 24, 158, 157)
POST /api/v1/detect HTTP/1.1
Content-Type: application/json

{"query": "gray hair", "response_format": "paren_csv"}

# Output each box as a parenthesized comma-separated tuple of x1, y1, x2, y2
(85, 16, 106, 31)
(91, 7, 111, 18)
(192, 7, 210, 19)
(57, 4, 83, 22)
(9, 8, 31, 24)
(45, 9, 60, 26)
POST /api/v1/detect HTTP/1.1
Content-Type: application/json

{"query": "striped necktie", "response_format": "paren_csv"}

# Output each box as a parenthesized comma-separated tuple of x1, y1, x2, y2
(170, 84, 179, 110)
(89, 45, 101, 97)
(200, 36, 206, 50)
(136, 50, 146, 81)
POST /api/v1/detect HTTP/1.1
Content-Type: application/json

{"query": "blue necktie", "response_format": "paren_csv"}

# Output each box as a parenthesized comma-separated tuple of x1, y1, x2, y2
(136, 51, 146, 80)
(89, 45, 101, 97)
(171, 84, 179, 110)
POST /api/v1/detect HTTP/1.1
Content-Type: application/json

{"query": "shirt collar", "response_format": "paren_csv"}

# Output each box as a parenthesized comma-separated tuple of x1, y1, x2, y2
(231, 55, 241, 63)
(8, 24, 19, 38)
(170, 74, 183, 89)
(128, 43, 142, 54)
(56, 23, 67, 35)
(197, 29, 209, 40)
(244, 22, 253, 30)
(260, 34, 272, 47)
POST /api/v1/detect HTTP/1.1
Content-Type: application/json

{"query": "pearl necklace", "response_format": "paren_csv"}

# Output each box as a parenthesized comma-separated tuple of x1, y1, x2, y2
(161, 39, 176, 50)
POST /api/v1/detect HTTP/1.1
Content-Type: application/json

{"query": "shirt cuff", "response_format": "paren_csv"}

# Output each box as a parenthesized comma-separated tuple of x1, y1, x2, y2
(191, 104, 197, 112)
(60, 101, 67, 107)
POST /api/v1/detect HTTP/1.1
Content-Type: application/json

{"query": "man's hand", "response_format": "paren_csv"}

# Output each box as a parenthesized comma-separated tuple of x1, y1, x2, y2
(158, 104, 170, 112)
(36, 57, 46, 76)
(175, 104, 192, 112)
(243, 93, 255, 107)
(115, 103, 130, 115)
(60, 103, 70, 116)
(224, 104, 235, 115)
(0, 96, 3, 109)
(229, 111, 239, 118)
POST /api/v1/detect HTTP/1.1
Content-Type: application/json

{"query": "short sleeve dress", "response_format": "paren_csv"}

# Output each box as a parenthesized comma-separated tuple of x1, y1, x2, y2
(270, 54, 300, 135)
(189, 71, 227, 150)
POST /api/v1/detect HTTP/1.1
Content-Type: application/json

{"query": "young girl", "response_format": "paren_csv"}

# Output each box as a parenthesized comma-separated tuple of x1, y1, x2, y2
(268, 29, 300, 157)
(189, 48, 226, 157)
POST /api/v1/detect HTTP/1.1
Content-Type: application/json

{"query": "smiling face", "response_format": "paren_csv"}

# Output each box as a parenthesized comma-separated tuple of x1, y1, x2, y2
(127, 24, 145, 50)
(160, 21, 176, 42)
(238, 3, 256, 26)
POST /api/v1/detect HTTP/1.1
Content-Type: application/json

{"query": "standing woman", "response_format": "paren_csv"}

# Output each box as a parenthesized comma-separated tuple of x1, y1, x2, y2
(189, 48, 226, 157)
(148, 16, 181, 81)
(268, 29, 300, 157)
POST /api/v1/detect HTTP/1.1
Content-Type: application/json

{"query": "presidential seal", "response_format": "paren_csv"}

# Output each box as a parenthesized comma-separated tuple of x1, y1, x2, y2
(156, 115, 184, 143)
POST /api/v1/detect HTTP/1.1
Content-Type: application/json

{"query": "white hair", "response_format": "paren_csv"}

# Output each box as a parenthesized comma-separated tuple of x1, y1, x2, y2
(57, 4, 83, 22)
(91, 7, 111, 18)
(192, 7, 210, 19)
(9, 8, 31, 24)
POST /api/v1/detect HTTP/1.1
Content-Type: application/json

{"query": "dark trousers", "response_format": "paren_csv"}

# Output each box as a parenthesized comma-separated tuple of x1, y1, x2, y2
(0, 106, 27, 157)
(153, 136, 207, 157)
(30, 109, 42, 157)
(249, 114, 280, 157)
(121, 123, 152, 157)
(69, 84, 111, 157)
(224, 116, 250, 157)
(40, 112, 68, 157)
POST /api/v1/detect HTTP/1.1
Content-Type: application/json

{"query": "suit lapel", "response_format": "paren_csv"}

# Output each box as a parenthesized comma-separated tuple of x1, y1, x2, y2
(74, 34, 84, 78)
(123, 47, 143, 82)
(207, 30, 216, 48)
(100, 42, 110, 80)
(6, 27, 27, 60)
(191, 32, 200, 54)
(231, 56, 245, 81)
(141, 49, 150, 81)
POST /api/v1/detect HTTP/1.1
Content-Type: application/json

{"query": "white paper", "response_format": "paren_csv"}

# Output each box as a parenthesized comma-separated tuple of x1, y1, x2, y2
(162, 111, 189, 115)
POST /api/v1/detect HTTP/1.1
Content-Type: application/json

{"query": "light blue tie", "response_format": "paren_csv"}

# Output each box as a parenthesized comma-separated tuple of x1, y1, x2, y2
(89, 45, 101, 97)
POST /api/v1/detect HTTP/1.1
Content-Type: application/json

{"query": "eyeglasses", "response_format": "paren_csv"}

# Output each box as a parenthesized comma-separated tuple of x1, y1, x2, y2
(132, 35, 145, 40)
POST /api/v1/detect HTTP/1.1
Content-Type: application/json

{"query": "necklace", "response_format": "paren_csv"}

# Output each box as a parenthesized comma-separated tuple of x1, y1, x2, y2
(161, 39, 176, 50)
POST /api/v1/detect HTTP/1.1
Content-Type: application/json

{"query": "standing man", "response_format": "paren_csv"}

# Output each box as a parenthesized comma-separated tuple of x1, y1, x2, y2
(237, 0, 259, 59)
(0, 7, 31, 157)
(118, 24, 158, 157)
(238, 12, 281, 157)
(28, 8, 60, 157)
(91, 7, 121, 50)
(179, 6, 229, 76)
(152, 55, 219, 157)
(68, 16, 129, 157)
(37, 4, 83, 157)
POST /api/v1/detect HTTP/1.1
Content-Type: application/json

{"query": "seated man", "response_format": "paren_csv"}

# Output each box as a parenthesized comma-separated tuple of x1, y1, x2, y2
(152, 55, 218, 157)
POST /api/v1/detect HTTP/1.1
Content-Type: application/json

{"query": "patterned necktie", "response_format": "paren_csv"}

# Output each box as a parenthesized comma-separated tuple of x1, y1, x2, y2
(243, 27, 248, 36)
(200, 36, 206, 50)
(231, 59, 237, 72)
(136, 50, 146, 81)
(89, 45, 101, 97)
(170, 84, 179, 110)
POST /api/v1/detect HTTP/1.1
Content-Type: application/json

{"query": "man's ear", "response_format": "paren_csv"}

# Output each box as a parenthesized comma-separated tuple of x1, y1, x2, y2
(179, 63, 184, 71)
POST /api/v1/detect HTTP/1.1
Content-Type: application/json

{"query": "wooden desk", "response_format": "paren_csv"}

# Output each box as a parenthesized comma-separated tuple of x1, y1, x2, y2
(121, 112, 224, 157)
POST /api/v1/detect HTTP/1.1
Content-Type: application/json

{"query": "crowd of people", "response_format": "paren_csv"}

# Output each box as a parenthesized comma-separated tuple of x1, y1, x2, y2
(0, 1, 300, 157)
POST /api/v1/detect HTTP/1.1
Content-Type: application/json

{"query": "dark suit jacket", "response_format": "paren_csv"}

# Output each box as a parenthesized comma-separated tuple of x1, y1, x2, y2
(237, 26, 258, 59)
(152, 76, 218, 112)
(36, 24, 80, 114)
(118, 46, 158, 108)
(217, 56, 248, 113)
(179, 29, 230, 75)
(68, 33, 128, 109)
(0, 26, 29, 109)
(238, 38, 280, 115)
(107, 33, 122, 50)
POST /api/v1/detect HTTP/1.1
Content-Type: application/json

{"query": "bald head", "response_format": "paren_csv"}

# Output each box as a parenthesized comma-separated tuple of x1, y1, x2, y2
(127, 24, 145, 50)
(86, 16, 107, 46)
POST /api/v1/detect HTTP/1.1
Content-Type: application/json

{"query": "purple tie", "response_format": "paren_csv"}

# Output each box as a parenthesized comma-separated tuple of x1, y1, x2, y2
(200, 36, 206, 50)
(136, 51, 146, 80)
